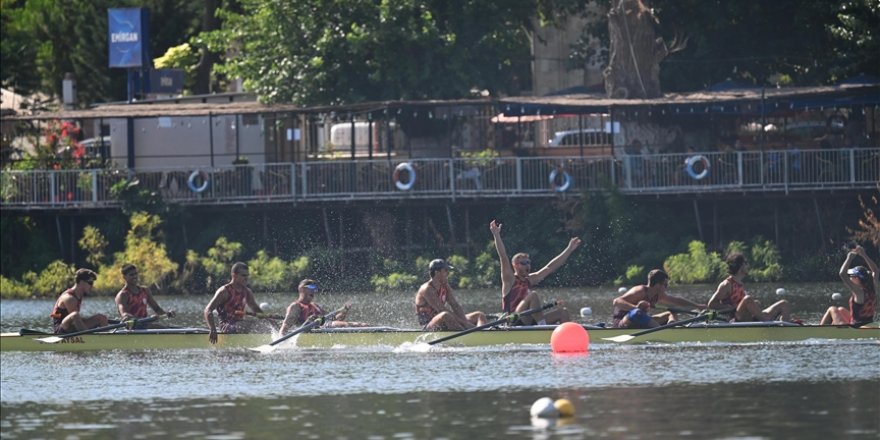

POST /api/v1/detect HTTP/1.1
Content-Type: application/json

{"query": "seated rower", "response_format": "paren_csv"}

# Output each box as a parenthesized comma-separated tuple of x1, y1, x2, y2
(415, 259, 486, 331)
(489, 219, 577, 325)
(708, 253, 791, 322)
(115, 264, 175, 329)
(204, 262, 270, 344)
(612, 269, 706, 328)
(279, 279, 370, 334)
(821, 245, 876, 325)
(50, 268, 108, 334)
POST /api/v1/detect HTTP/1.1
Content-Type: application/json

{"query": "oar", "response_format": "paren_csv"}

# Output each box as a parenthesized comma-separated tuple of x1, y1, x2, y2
(249, 306, 346, 353)
(602, 312, 712, 343)
(428, 301, 558, 346)
(35, 315, 162, 344)
(246, 311, 285, 320)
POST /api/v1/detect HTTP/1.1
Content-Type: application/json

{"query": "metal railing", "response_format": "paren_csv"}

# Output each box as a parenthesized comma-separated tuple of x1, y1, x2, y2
(2, 148, 878, 209)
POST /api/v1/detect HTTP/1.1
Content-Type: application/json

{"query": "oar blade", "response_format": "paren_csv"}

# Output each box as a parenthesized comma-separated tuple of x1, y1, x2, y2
(35, 336, 65, 344)
(248, 344, 277, 354)
(601, 334, 635, 343)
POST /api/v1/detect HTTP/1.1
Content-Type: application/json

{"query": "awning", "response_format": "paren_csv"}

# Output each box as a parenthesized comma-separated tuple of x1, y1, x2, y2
(491, 113, 555, 124)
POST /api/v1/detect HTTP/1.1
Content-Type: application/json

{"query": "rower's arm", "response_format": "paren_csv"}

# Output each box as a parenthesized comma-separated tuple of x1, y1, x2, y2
(856, 246, 879, 280)
(204, 289, 227, 331)
(115, 291, 133, 320)
(707, 282, 733, 313)
(612, 288, 643, 311)
(279, 304, 302, 334)
(490, 220, 514, 290)
(661, 293, 706, 310)
(839, 252, 859, 291)
(419, 285, 451, 315)
(446, 293, 472, 327)
(530, 237, 582, 284)
(144, 288, 168, 317)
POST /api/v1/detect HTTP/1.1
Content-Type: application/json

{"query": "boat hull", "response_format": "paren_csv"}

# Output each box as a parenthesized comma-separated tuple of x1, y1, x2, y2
(2, 323, 878, 352)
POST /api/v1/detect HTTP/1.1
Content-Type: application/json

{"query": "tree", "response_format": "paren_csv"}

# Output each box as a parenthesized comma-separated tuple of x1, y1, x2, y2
(200, 0, 547, 105)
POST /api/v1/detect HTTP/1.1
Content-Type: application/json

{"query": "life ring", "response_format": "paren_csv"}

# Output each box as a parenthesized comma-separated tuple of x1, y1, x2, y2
(548, 169, 572, 192)
(685, 155, 710, 180)
(187, 170, 209, 193)
(393, 162, 416, 191)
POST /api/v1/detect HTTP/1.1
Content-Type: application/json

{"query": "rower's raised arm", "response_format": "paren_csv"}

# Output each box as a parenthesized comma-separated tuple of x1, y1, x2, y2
(531, 237, 582, 283)
(489, 220, 514, 283)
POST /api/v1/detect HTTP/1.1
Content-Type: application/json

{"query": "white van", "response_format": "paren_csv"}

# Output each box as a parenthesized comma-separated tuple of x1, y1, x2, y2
(548, 129, 611, 147)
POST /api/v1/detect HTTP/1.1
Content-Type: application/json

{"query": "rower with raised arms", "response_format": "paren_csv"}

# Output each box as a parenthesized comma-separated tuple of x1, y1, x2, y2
(708, 253, 791, 322)
(611, 269, 706, 328)
(204, 262, 268, 344)
(115, 264, 175, 329)
(821, 245, 877, 325)
(489, 219, 579, 325)
(415, 259, 487, 331)
(50, 268, 108, 334)
(279, 279, 369, 334)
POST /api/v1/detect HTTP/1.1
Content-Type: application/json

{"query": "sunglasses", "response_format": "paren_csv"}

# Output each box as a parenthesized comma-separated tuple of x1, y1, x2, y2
(516, 260, 531, 266)
(124, 271, 138, 277)
(304, 284, 320, 292)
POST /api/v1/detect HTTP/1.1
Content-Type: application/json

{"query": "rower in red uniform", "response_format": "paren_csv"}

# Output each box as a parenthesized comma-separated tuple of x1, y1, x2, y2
(414, 259, 486, 331)
(821, 245, 877, 325)
(204, 262, 268, 344)
(489, 219, 578, 325)
(279, 278, 369, 334)
(611, 269, 706, 328)
(708, 253, 791, 322)
(50, 268, 108, 334)
(115, 264, 175, 328)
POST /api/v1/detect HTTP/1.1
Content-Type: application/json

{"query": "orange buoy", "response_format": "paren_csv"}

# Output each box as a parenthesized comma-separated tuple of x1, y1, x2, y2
(550, 322, 590, 353)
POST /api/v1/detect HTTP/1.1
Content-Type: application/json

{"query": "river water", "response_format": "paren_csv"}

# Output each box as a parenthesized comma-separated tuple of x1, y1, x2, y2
(2, 284, 879, 439)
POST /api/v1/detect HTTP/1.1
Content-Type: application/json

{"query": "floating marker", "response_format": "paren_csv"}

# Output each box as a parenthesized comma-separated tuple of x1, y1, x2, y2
(530, 397, 559, 418)
(550, 322, 590, 353)
(618, 287, 627, 294)
(831, 292, 843, 301)
(554, 399, 575, 418)
(775, 288, 786, 296)
(580, 307, 593, 317)
(259, 302, 270, 310)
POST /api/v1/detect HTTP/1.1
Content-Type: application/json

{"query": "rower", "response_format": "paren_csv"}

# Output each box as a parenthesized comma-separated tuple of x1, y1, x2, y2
(414, 259, 487, 331)
(204, 262, 269, 344)
(115, 264, 175, 329)
(611, 269, 707, 328)
(708, 253, 791, 322)
(489, 219, 577, 325)
(50, 268, 108, 334)
(279, 279, 370, 334)
(821, 245, 877, 325)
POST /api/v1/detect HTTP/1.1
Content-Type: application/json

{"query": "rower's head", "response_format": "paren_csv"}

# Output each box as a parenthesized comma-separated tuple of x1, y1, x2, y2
(646, 269, 669, 291)
(847, 266, 873, 289)
(726, 253, 747, 276)
(298, 279, 320, 303)
(231, 262, 249, 285)
(511, 253, 531, 275)
(75, 268, 97, 292)
(121, 264, 139, 282)
(429, 259, 454, 280)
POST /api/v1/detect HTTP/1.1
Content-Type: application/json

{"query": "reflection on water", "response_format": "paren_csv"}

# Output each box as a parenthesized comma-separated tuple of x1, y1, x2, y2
(2, 284, 878, 439)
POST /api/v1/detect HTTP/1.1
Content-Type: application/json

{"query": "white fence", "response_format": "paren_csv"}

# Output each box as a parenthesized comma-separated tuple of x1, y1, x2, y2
(2, 148, 878, 209)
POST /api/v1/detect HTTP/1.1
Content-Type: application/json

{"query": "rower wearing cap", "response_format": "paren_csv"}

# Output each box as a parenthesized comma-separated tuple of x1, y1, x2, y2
(489, 219, 578, 325)
(415, 259, 487, 331)
(821, 245, 877, 325)
(204, 262, 268, 344)
(279, 279, 369, 333)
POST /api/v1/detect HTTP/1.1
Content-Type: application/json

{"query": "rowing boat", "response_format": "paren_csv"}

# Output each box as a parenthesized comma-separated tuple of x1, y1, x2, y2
(2, 322, 877, 352)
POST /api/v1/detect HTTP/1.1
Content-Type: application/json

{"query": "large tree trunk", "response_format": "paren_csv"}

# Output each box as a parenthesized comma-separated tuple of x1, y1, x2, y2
(194, 0, 220, 94)
(604, 0, 666, 99)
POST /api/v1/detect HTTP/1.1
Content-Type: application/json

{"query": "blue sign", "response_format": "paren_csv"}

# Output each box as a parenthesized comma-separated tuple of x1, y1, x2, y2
(108, 8, 150, 68)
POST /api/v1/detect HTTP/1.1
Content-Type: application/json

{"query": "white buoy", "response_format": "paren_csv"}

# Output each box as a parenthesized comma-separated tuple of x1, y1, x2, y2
(580, 307, 593, 317)
(259, 302, 270, 310)
(775, 288, 786, 296)
(618, 287, 627, 294)
(831, 292, 843, 301)
(530, 397, 559, 418)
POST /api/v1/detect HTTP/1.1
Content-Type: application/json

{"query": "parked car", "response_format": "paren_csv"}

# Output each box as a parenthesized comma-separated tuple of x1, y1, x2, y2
(548, 129, 611, 147)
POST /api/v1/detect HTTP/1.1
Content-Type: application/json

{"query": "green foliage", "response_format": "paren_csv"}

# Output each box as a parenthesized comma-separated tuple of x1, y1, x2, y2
(0, 275, 32, 298)
(726, 238, 784, 282)
(201, 0, 538, 105)
(200, 236, 243, 286)
(93, 212, 178, 294)
(614, 265, 646, 286)
(110, 178, 167, 215)
(30, 260, 75, 297)
(370, 272, 419, 292)
(0, 216, 56, 278)
(153, 43, 200, 93)
(78, 225, 108, 267)
(247, 250, 310, 292)
(664, 241, 724, 284)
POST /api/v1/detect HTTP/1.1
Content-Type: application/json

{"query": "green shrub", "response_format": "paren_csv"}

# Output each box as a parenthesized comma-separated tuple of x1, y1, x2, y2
(723, 238, 784, 282)
(370, 272, 419, 292)
(664, 241, 724, 284)
(614, 265, 645, 286)
(0, 275, 32, 298)
(31, 260, 76, 297)
(247, 251, 310, 292)
(78, 225, 108, 267)
(94, 212, 179, 294)
(200, 236, 243, 286)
